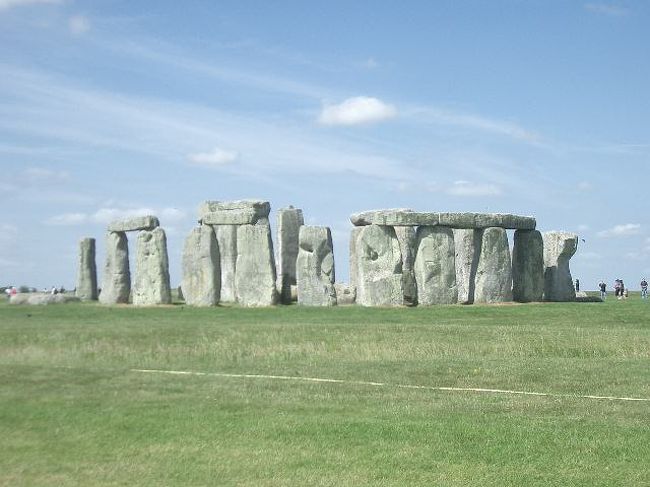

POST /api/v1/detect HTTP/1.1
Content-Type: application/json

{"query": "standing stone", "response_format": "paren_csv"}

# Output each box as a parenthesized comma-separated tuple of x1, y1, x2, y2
(395, 226, 418, 306)
(235, 224, 278, 306)
(182, 226, 221, 306)
(276, 207, 304, 303)
(132, 228, 171, 305)
(76, 237, 97, 301)
(543, 231, 578, 302)
(349, 227, 363, 294)
(334, 283, 356, 305)
(512, 230, 544, 302)
(213, 225, 237, 302)
(296, 226, 336, 306)
(355, 225, 404, 306)
(454, 229, 481, 304)
(414, 226, 458, 305)
(474, 227, 513, 303)
(99, 231, 130, 304)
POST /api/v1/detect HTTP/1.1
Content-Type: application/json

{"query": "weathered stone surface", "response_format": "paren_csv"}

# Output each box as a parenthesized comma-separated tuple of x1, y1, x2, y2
(512, 230, 544, 302)
(355, 225, 404, 306)
(99, 231, 130, 304)
(350, 210, 535, 229)
(10, 293, 80, 305)
(414, 226, 458, 305)
(198, 200, 270, 225)
(276, 207, 304, 304)
(76, 237, 97, 301)
(213, 225, 237, 302)
(543, 231, 578, 302)
(235, 224, 278, 306)
(395, 226, 417, 306)
(107, 215, 159, 232)
(453, 229, 481, 304)
(351, 209, 439, 226)
(132, 228, 171, 305)
(349, 227, 363, 293)
(296, 226, 336, 306)
(182, 226, 220, 306)
(474, 227, 513, 303)
(334, 282, 356, 305)
(439, 213, 536, 229)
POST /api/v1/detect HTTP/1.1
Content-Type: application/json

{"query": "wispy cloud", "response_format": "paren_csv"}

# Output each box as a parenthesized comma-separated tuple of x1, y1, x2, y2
(69, 15, 91, 36)
(407, 106, 542, 145)
(46, 206, 188, 226)
(46, 212, 87, 226)
(577, 181, 593, 191)
(0, 0, 60, 11)
(597, 223, 641, 237)
(187, 147, 239, 168)
(584, 3, 629, 17)
(446, 180, 502, 197)
(318, 96, 397, 126)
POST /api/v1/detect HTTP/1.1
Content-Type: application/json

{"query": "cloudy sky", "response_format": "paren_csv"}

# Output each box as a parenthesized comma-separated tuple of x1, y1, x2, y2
(1, 1, 649, 291)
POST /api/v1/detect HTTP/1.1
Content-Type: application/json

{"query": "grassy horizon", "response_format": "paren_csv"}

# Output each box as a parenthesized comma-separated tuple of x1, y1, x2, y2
(1, 298, 649, 485)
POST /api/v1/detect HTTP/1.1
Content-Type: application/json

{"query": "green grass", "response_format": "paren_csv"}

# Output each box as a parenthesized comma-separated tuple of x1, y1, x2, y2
(1, 297, 649, 485)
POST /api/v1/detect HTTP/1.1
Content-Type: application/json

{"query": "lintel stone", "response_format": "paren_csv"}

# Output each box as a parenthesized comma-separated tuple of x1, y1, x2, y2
(107, 215, 159, 232)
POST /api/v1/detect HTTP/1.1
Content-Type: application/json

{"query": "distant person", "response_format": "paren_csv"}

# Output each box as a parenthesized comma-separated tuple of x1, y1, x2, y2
(51, 286, 58, 295)
(575, 279, 580, 292)
(599, 280, 607, 300)
(641, 278, 648, 299)
(4, 287, 11, 300)
(614, 279, 621, 298)
(10, 286, 17, 297)
(621, 280, 626, 299)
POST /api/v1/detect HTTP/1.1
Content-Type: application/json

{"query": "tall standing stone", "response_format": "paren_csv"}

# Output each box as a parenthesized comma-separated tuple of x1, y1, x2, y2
(355, 225, 404, 306)
(395, 226, 418, 306)
(512, 229, 544, 302)
(213, 225, 237, 302)
(276, 207, 304, 303)
(235, 224, 278, 306)
(543, 231, 578, 302)
(454, 229, 481, 304)
(182, 226, 221, 306)
(76, 237, 97, 301)
(99, 231, 130, 304)
(414, 226, 458, 305)
(474, 227, 513, 303)
(296, 226, 336, 306)
(349, 227, 363, 294)
(132, 227, 172, 305)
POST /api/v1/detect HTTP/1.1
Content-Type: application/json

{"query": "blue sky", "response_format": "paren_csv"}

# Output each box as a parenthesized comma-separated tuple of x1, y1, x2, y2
(1, 0, 649, 291)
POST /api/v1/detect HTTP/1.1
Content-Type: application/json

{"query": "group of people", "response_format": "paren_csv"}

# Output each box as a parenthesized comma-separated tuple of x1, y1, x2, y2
(598, 279, 648, 300)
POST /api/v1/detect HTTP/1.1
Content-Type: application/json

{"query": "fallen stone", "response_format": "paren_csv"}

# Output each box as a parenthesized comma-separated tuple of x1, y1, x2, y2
(276, 207, 304, 304)
(395, 226, 418, 306)
(107, 215, 159, 232)
(296, 226, 336, 306)
(414, 226, 458, 305)
(198, 200, 270, 225)
(350, 208, 439, 226)
(213, 225, 237, 302)
(334, 282, 356, 305)
(512, 229, 544, 302)
(132, 228, 172, 305)
(355, 225, 404, 306)
(543, 231, 578, 302)
(76, 237, 97, 301)
(453, 229, 481, 304)
(235, 224, 278, 306)
(474, 227, 513, 303)
(182, 226, 221, 306)
(99, 231, 131, 304)
(10, 293, 81, 305)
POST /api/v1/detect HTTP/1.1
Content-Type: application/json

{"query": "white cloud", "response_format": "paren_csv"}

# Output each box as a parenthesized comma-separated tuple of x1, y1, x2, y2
(187, 147, 239, 167)
(577, 181, 592, 191)
(318, 96, 397, 126)
(69, 15, 91, 36)
(575, 251, 602, 261)
(0, 0, 60, 11)
(577, 224, 590, 231)
(362, 57, 379, 69)
(92, 207, 156, 224)
(584, 3, 629, 17)
(160, 207, 186, 223)
(446, 180, 502, 197)
(597, 223, 641, 238)
(46, 213, 88, 226)
(23, 167, 69, 182)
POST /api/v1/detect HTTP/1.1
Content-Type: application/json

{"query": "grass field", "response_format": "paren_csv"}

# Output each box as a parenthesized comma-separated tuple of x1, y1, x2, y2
(1, 296, 649, 486)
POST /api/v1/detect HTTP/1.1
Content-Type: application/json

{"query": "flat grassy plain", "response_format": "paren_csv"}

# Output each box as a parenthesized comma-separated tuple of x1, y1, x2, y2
(1, 296, 649, 486)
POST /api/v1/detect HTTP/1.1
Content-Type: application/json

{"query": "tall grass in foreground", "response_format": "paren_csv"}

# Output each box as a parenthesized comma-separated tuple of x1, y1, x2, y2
(0, 298, 648, 485)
